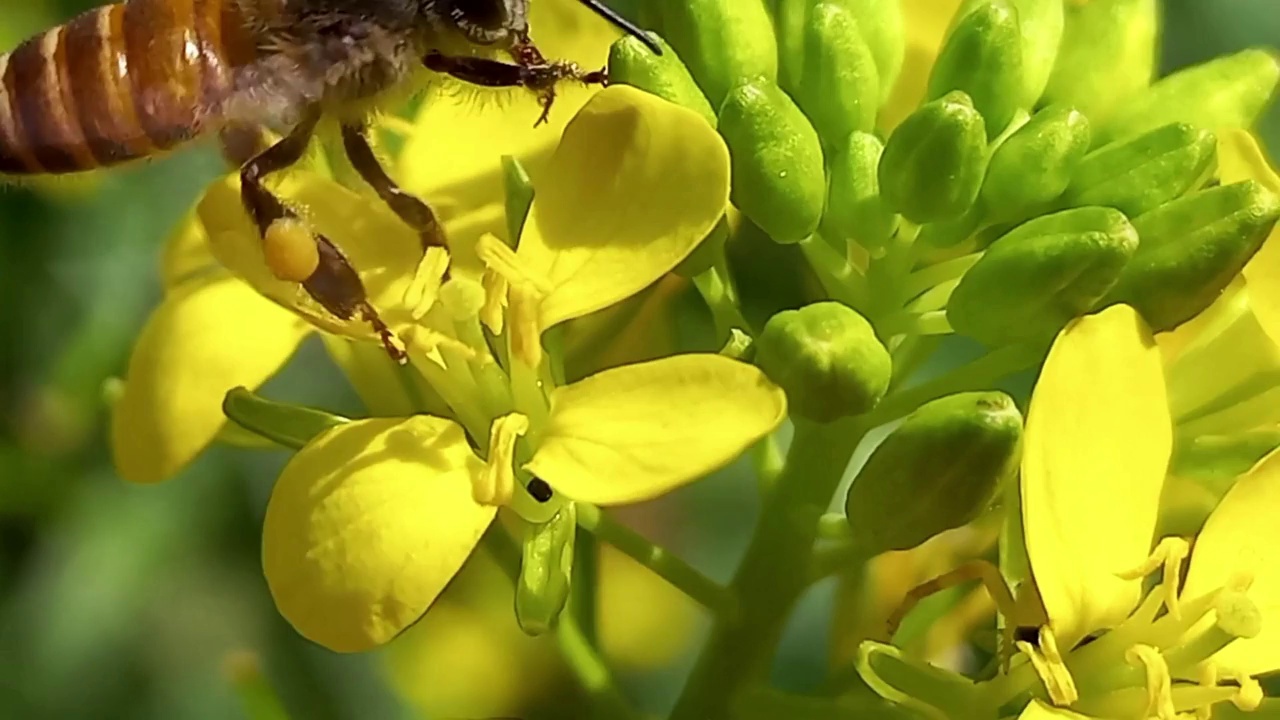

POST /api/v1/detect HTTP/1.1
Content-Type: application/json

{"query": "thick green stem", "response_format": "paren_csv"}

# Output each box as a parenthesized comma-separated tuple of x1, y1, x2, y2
(669, 416, 870, 720)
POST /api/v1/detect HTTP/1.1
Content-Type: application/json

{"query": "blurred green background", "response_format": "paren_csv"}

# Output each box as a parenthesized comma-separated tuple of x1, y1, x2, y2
(0, 1, 1276, 719)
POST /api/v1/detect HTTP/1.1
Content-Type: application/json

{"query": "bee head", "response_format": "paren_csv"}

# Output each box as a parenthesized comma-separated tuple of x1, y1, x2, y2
(435, 0, 529, 47)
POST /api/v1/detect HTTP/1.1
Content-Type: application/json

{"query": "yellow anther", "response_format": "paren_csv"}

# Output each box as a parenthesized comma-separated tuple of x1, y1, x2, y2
(475, 233, 553, 296)
(481, 269, 509, 335)
(1117, 537, 1190, 621)
(1017, 627, 1079, 707)
(475, 413, 530, 506)
(263, 217, 320, 283)
(1126, 644, 1177, 720)
(1228, 669, 1263, 712)
(509, 282, 544, 369)
(403, 246, 449, 320)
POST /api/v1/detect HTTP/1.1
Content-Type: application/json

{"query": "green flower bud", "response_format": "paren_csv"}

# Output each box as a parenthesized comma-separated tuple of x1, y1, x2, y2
(515, 502, 576, 637)
(880, 92, 988, 224)
(1005, 0, 1063, 107)
(916, 206, 983, 249)
(754, 301, 891, 422)
(948, 207, 1139, 346)
(657, 0, 777, 108)
(845, 391, 1022, 553)
(719, 80, 826, 243)
(1063, 123, 1218, 219)
(1103, 181, 1280, 331)
(823, 0, 904, 104)
(1101, 49, 1280, 145)
(776, 2, 880, 144)
(928, 1, 1025, 138)
(1042, 0, 1158, 122)
(981, 105, 1091, 220)
(608, 34, 718, 128)
(823, 131, 898, 252)
(222, 387, 348, 450)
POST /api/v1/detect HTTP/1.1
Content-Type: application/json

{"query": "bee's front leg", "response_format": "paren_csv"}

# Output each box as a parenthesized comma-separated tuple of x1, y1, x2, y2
(422, 52, 606, 126)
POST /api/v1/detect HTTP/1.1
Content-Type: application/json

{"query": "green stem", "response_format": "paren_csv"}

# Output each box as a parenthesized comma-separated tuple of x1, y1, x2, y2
(866, 344, 1044, 427)
(572, 527, 599, 645)
(693, 261, 752, 341)
(903, 253, 981, 299)
(576, 504, 736, 619)
(669, 416, 871, 720)
(798, 235, 870, 312)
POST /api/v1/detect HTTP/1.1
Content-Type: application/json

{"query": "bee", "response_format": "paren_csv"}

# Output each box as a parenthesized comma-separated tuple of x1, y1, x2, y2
(0, 0, 658, 355)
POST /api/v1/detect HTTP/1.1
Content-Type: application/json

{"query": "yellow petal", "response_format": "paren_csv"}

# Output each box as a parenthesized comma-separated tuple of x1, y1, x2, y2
(880, 0, 964, 132)
(526, 355, 786, 505)
(1224, 131, 1280, 348)
(263, 416, 494, 653)
(398, 0, 617, 263)
(198, 172, 422, 339)
(517, 86, 731, 328)
(160, 208, 220, 292)
(1016, 700, 1094, 720)
(1022, 305, 1172, 647)
(111, 276, 310, 483)
(1182, 450, 1280, 676)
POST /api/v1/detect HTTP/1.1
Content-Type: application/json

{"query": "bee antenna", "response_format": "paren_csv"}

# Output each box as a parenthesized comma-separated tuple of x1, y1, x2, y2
(577, 0, 662, 55)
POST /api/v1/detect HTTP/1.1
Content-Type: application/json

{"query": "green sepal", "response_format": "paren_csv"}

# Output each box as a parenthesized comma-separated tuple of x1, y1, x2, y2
(754, 301, 891, 423)
(776, 1, 880, 145)
(515, 502, 577, 637)
(1171, 430, 1280, 482)
(947, 207, 1138, 346)
(221, 387, 349, 451)
(719, 80, 826, 243)
(1064, 123, 1218, 218)
(929, 0, 1025, 138)
(1103, 180, 1280, 331)
(856, 641, 984, 720)
(502, 155, 534, 246)
(656, 0, 777, 108)
(845, 391, 1023, 554)
(1041, 0, 1158, 122)
(823, 131, 898, 253)
(981, 104, 1091, 221)
(880, 91, 988, 224)
(1101, 49, 1280, 145)
(607, 34, 717, 128)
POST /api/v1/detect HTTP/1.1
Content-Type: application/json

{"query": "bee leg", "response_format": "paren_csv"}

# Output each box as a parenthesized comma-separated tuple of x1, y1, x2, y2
(239, 111, 405, 362)
(340, 124, 446, 252)
(422, 53, 606, 125)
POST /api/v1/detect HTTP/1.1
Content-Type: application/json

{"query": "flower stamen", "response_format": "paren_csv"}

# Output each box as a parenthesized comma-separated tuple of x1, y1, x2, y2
(403, 246, 450, 321)
(1117, 537, 1190, 621)
(1017, 626, 1079, 707)
(475, 413, 530, 506)
(1125, 644, 1177, 720)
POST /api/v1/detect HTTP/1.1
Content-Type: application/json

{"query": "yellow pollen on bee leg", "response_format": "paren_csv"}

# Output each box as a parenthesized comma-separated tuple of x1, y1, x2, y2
(475, 413, 530, 507)
(263, 218, 320, 283)
(1118, 537, 1190, 621)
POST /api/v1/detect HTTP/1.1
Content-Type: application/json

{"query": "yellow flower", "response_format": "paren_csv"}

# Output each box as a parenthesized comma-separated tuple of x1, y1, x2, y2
(1007, 305, 1276, 718)
(109, 0, 621, 484)
(880, 0, 964, 132)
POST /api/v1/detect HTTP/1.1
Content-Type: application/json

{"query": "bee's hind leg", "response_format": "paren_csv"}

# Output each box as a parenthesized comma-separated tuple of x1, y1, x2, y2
(238, 110, 405, 361)
(340, 124, 446, 252)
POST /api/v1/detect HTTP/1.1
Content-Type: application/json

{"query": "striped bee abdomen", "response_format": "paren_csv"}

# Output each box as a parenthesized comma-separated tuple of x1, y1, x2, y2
(0, 0, 260, 174)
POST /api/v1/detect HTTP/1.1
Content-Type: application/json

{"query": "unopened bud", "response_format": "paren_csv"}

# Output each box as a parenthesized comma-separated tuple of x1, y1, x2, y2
(608, 35, 717, 128)
(948, 207, 1138, 346)
(823, 132, 898, 253)
(1101, 49, 1280, 145)
(845, 391, 1022, 553)
(656, 0, 777, 107)
(880, 91, 988, 224)
(1064, 123, 1217, 218)
(1103, 181, 1280, 331)
(776, 2, 880, 144)
(928, 0, 1025, 138)
(515, 502, 576, 636)
(982, 105, 1091, 220)
(754, 301, 891, 422)
(1000, 0, 1064, 108)
(222, 387, 349, 450)
(719, 80, 826, 243)
(1042, 0, 1158, 122)
(823, 0, 904, 104)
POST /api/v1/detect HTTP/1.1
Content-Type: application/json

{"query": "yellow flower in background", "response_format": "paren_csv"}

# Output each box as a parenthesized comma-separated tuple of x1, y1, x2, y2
(108, 0, 623, 485)
(880, 0, 964, 131)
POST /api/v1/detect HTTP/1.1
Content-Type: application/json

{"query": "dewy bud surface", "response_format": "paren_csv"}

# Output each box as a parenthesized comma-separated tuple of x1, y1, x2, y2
(845, 391, 1022, 554)
(1104, 180, 1280, 331)
(928, 0, 1025, 138)
(879, 91, 988, 224)
(608, 35, 717, 127)
(657, 0, 777, 107)
(823, 0, 904, 103)
(718, 80, 827, 243)
(1064, 123, 1218, 218)
(981, 104, 1091, 220)
(823, 131, 898, 253)
(1041, 0, 1158, 121)
(948, 207, 1139, 346)
(753, 301, 891, 423)
(777, 2, 880, 146)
